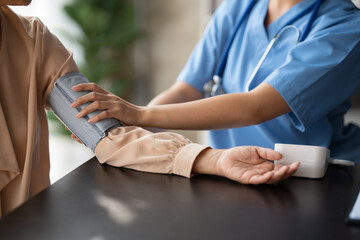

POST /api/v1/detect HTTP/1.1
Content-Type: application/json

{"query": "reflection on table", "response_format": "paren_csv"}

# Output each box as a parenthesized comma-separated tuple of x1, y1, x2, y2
(0, 157, 359, 240)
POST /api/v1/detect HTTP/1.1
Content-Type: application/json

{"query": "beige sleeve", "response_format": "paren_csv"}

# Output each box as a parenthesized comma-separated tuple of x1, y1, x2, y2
(94, 126, 209, 178)
(36, 18, 79, 104)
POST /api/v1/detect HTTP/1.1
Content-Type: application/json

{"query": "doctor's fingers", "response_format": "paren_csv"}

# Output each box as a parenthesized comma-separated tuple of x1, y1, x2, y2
(71, 91, 114, 108)
(87, 104, 141, 124)
(72, 83, 109, 94)
(75, 100, 118, 119)
(86, 109, 121, 123)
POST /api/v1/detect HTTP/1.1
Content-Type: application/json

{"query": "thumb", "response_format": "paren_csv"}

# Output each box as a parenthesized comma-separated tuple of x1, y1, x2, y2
(255, 147, 282, 162)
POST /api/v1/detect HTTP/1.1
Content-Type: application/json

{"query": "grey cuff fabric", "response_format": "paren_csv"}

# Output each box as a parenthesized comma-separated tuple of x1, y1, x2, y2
(46, 72, 122, 151)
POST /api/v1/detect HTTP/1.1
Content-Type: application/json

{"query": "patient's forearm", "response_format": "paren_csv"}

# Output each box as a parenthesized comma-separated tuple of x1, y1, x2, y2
(93, 126, 298, 184)
(192, 148, 221, 176)
(95, 126, 209, 178)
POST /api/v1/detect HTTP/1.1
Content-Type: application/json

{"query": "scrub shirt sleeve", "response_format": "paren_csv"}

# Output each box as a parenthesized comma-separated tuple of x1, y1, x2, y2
(265, 19, 360, 132)
(177, 0, 248, 92)
(37, 19, 80, 105)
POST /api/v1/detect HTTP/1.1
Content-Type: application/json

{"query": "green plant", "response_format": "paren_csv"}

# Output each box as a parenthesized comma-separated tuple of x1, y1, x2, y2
(48, 0, 138, 135)
(64, 0, 138, 95)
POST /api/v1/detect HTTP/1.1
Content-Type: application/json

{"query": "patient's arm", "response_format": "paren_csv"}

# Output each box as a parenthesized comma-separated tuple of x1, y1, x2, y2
(95, 127, 299, 184)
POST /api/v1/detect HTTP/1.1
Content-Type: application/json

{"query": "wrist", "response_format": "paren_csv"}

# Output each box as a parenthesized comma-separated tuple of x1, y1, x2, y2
(192, 148, 223, 176)
(139, 106, 156, 127)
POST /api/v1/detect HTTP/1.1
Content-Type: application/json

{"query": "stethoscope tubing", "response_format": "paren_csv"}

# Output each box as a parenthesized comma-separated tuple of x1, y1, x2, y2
(214, 0, 257, 79)
(205, 0, 324, 97)
(246, 25, 301, 91)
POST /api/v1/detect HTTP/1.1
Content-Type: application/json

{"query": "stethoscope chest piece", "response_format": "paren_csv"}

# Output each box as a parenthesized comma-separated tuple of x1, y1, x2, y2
(203, 0, 323, 97)
(204, 75, 225, 97)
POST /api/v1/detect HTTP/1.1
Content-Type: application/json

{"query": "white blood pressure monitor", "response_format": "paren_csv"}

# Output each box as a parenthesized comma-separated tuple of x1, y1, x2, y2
(274, 143, 354, 179)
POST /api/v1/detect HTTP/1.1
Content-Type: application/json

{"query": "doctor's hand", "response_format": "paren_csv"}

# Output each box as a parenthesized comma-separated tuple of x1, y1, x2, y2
(70, 83, 143, 125)
(193, 146, 299, 184)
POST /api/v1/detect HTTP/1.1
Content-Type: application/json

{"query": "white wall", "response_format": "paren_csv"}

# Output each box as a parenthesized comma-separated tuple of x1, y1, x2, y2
(133, 0, 213, 144)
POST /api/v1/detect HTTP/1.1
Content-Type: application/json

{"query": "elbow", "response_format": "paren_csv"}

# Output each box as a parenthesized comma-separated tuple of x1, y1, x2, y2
(240, 104, 287, 126)
(242, 108, 267, 126)
(249, 110, 268, 125)
(237, 102, 270, 127)
(235, 83, 291, 127)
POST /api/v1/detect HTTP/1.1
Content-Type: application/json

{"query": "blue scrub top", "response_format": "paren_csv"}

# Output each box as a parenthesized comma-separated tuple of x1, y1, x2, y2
(177, 0, 360, 162)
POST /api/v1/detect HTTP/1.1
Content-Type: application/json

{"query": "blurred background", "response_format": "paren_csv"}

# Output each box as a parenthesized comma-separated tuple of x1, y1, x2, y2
(11, 0, 360, 184)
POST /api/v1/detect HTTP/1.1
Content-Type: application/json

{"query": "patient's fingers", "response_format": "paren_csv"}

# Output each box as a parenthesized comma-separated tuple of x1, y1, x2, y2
(265, 165, 290, 184)
(244, 165, 287, 185)
(65, 127, 82, 143)
(248, 171, 274, 185)
(265, 162, 299, 184)
(248, 165, 288, 185)
(71, 133, 82, 144)
(280, 162, 299, 181)
(255, 147, 283, 162)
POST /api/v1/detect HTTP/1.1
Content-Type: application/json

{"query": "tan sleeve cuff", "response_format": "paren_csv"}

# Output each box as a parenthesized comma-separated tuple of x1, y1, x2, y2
(173, 143, 210, 178)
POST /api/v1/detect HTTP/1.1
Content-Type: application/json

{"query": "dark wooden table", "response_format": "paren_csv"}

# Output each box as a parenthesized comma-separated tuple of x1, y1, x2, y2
(1, 157, 360, 240)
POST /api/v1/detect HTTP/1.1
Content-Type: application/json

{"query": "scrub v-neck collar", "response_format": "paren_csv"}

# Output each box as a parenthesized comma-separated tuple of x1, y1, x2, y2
(251, 0, 318, 42)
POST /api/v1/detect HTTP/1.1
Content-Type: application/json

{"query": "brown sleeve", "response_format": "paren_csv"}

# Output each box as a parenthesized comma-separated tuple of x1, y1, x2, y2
(35, 18, 79, 105)
(94, 127, 209, 178)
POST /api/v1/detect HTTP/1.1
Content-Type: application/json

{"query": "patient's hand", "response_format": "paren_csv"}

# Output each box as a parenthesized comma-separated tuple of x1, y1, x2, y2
(193, 146, 299, 184)
(65, 127, 82, 144)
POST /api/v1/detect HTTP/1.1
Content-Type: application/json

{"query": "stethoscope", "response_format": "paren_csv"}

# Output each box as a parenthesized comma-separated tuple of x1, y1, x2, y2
(203, 0, 324, 97)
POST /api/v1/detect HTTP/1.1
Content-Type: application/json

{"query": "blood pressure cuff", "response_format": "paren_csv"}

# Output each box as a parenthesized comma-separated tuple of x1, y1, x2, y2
(46, 72, 122, 151)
